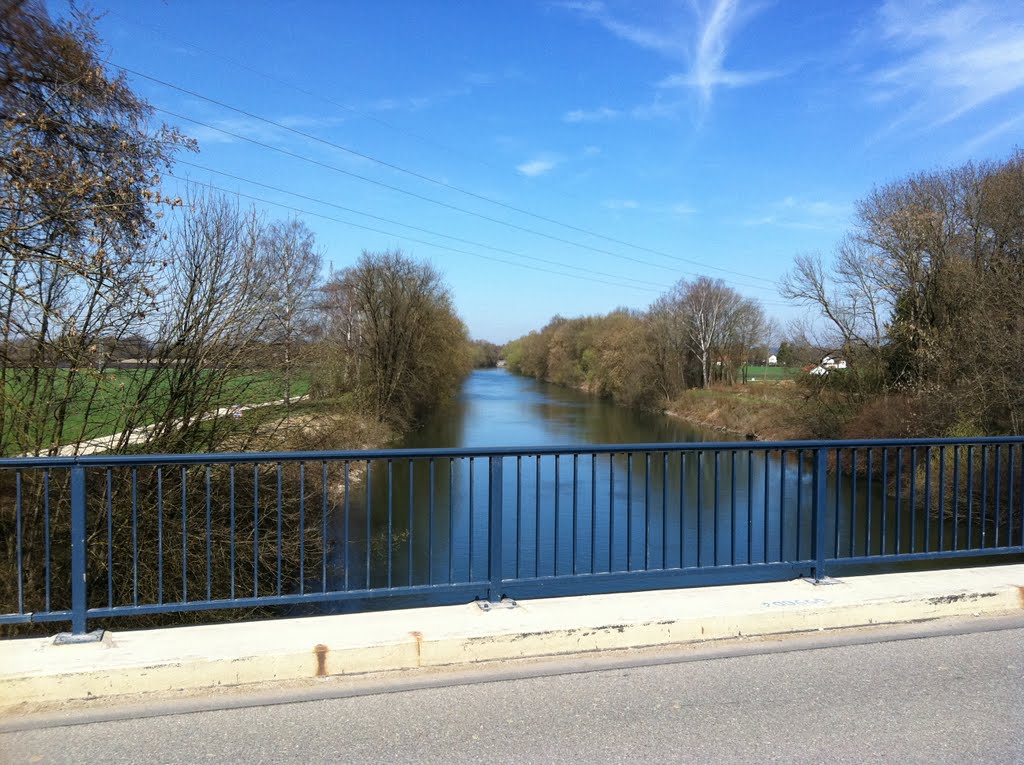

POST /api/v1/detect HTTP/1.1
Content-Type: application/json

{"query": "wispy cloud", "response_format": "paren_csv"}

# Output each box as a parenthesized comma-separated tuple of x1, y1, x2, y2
(517, 155, 562, 177)
(558, 1, 779, 118)
(670, 202, 697, 216)
(658, 0, 780, 112)
(556, 1, 687, 58)
(563, 106, 621, 123)
(870, 0, 1024, 130)
(602, 199, 640, 209)
(961, 112, 1024, 155)
(742, 196, 851, 230)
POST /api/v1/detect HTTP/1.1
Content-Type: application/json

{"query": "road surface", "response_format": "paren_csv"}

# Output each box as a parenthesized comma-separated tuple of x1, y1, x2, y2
(3, 619, 1023, 764)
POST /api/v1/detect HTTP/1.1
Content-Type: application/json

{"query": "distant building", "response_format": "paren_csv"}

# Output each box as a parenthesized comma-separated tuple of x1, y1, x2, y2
(767, 354, 778, 366)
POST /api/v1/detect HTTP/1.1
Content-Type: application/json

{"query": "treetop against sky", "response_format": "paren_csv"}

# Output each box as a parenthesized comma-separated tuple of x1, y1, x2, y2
(64, 0, 1024, 342)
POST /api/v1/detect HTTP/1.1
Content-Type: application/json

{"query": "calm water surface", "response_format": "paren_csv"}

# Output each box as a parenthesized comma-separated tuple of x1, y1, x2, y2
(332, 369, 958, 593)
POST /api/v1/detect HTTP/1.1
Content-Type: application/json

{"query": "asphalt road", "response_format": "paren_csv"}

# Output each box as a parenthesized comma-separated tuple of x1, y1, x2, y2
(3, 622, 1023, 764)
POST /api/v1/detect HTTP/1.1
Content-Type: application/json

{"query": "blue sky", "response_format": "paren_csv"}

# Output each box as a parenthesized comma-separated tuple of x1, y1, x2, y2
(63, 0, 1024, 343)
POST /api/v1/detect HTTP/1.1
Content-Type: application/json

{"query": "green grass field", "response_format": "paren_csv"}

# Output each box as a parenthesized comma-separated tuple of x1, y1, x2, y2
(2, 368, 310, 452)
(742, 365, 800, 382)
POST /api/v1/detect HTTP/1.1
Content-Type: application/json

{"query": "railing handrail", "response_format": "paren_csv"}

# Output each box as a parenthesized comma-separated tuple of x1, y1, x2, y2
(4, 435, 1023, 635)
(3, 434, 1024, 468)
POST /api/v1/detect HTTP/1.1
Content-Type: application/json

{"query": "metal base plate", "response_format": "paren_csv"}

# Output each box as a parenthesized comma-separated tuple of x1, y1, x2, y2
(53, 629, 105, 645)
(477, 597, 518, 611)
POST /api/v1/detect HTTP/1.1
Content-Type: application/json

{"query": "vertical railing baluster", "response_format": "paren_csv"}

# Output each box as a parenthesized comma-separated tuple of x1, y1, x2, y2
(299, 463, 305, 595)
(469, 457, 475, 581)
(981, 446, 989, 547)
(534, 455, 541, 577)
(938, 447, 946, 552)
(488, 455, 504, 603)
(953, 446, 961, 550)
(365, 460, 372, 589)
(681, 452, 688, 567)
(44, 469, 51, 612)
(713, 451, 720, 566)
(626, 452, 632, 571)
(746, 450, 753, 565)
(70, 465, 87, 635)
(515, 456, 521, 579)
(833, 449, 841, 560)
(331, 460, 339, 593)
(276, 463, 283, 596)
(229, 465, 235, 600)
(15, 471, 22, 615)
(387, 459, 393, 589)
(608, 453, 615, 572)
(591, 453, 597, 574)
(994, 446, 1001, 548)
(342, 461, 348, 591)
(896, 447, 903, 555)
(795, 450, 803, 561)
(967, 447, 975, 548)
(1008, 446, 1015, 549)
(880, 449, 888, 556)
(729, 451, 736, 566)
(866, 449, 873, 556)
(450, 458, 456, 584)
(408, 460, 415, 587)
(663, 452, 669, 569)
(924, 447, 931, 553)
(206, 465, 212, 601)
(910, 447, 917, 554)
(812, 448, 828, 581)
(429, 458, 436, 585)
(252, 464, 259, 598)
(158, 467, 164, 604)
(762, 450, 769, 563)
(572, 454, 579, 575)
(106, 469, 113, 609)
(553, 454, 560, 576)
(778, 450, 786, 562)
(696, 451, 703, 567)
(182, 465, 188, 603)
(644, 452, 651, 570)
(850, 450, 858, 558)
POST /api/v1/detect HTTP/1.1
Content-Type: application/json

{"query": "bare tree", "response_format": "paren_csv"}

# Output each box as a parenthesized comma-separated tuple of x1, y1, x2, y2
(318, 250, 471, 427)
(260, 217, 323, 404)
(0, 1, 192, 455)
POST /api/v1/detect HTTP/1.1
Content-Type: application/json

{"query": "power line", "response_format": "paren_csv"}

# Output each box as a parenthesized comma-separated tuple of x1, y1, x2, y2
(149, 105, 779, 296)
(112, 62, 777, 286)
(165, 173, 665, 295)
(106, 10, 517, 178)
(174, 159, 671, 290)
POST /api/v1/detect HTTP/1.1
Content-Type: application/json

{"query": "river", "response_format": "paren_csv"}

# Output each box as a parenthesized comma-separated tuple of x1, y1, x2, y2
(333, 368, 971, 595)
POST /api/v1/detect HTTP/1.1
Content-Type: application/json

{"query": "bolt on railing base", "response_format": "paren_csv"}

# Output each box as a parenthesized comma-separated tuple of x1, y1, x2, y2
(53, 629, 105, 645)
(477, 597, 517, 611)
(807, 576, 842, 586)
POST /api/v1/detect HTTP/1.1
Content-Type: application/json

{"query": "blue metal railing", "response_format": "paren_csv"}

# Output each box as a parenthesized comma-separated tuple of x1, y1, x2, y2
(2, 437, 1023, 635)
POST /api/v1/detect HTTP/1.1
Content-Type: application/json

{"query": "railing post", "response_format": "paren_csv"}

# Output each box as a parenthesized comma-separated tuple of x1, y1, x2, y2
(70, 465, 88, 635)
(487, 456, 504, 603)
(812, 449, 828, 582)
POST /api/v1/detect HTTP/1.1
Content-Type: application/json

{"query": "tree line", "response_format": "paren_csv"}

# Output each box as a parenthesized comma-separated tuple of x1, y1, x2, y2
(0, 2, 473, 457)
(782, 149, 1024, 439)
(504, 276, 773, 410)
(0, 2, 475, 632)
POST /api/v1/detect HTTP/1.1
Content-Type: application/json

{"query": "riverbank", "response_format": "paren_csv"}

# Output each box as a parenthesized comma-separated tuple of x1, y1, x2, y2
(664, 384, 811, 442)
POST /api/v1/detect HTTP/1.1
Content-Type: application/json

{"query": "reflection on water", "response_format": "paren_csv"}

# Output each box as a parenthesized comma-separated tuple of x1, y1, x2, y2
(329, 369, 987, 593)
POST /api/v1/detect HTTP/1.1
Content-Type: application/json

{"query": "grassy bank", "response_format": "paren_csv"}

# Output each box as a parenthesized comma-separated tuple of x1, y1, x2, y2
(665, 383, 812, 442)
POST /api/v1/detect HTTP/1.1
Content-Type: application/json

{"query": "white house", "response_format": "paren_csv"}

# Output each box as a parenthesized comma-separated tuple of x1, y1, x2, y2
(767, 354, 778, 366)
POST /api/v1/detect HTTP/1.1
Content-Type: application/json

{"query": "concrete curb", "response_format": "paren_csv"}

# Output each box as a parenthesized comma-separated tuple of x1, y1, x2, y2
(2, 564, 1023, 713)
